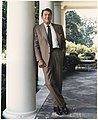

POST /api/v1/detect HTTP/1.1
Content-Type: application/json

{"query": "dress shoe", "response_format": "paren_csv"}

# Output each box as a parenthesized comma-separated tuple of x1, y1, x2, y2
(62, 104, 69, 115)
(54, 106, 62, 115)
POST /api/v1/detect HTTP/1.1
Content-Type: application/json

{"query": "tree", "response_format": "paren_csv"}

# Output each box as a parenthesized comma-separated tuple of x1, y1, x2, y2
(80, 18, 97, 47)
(65, 10, 97, 47)
(35, 1, 39, 25)
(2, 1, 7, 52)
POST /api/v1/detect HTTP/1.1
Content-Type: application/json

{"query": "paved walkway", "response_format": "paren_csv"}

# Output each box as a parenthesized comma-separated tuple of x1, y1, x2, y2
(35, 69, 97, 119)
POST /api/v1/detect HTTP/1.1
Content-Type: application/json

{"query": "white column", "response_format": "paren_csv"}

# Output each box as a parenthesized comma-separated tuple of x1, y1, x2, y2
(3, 1, 36, 119)
(38, 1, 54, 86)
(39, 1, 54, 24)
(54, 1, 61, 24)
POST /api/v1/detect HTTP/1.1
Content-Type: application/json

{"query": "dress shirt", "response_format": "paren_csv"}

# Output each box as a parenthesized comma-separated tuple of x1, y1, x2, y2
(44, 23, 59, 48)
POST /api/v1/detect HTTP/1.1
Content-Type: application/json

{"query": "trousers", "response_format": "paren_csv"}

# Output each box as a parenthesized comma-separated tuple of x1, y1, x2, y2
(42, 49, 65, 107)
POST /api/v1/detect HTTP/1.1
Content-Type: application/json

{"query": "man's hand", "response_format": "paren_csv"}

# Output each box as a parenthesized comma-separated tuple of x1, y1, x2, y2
(38, 59, 46, 68)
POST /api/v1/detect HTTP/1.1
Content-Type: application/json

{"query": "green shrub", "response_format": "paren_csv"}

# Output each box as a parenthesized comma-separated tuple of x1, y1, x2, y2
(63, 54, 80, 72)
(66, 41, 97, 55)
(1, 64, 6, 112)
(79, 52, 95, 60)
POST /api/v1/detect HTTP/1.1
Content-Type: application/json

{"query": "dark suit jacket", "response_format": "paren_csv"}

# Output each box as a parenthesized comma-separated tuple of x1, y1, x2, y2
(34, 23, 66, 65)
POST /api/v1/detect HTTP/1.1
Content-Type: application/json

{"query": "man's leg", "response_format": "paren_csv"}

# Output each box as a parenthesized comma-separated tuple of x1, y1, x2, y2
(43, 49, 69, 115)
(43, 49, 65, 107)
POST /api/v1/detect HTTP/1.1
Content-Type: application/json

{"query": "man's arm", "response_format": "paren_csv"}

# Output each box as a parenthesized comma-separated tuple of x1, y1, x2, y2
(33, 26, 46, 68)
(60, 25, 66, 52)
(33, 26, 42, 61)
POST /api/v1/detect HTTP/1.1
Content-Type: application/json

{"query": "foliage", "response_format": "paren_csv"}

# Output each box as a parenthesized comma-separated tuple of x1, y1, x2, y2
(65, 10, 82, 44)
(79, 18, 97, 47)
(66, 41, 97, 55)
(65, 10, 97, 47)
(1, 64, 6, 112)
(2, 1, 7, 51)
(79, 52, 95, 60)
(63, 54, 80, 72)
(35, 1, 39, 25)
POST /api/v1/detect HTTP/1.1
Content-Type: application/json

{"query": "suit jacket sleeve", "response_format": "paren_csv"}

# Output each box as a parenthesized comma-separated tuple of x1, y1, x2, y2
(33, 26, 42, 62)
(59, 25, 66, 52)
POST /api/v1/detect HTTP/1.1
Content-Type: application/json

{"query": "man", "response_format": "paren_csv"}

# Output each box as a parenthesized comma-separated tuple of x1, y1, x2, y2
(34, 8, 69, 115)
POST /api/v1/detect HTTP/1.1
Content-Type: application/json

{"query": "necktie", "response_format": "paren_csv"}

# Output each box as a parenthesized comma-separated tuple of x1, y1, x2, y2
(47, 26, 53, 48)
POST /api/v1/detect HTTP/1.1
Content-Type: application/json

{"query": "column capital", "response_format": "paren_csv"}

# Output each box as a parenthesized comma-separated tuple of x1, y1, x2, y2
(54, 1, 61, 6)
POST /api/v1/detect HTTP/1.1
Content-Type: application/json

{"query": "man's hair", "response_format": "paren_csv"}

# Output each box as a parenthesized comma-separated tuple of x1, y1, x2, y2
(41, 8, 52, 16)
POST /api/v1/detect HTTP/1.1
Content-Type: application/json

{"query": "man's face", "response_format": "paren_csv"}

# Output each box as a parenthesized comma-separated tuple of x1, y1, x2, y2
(41, 10, 52, 25)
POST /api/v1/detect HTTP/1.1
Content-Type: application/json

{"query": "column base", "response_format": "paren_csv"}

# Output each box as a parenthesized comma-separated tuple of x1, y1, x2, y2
(3, 108, 37, 119)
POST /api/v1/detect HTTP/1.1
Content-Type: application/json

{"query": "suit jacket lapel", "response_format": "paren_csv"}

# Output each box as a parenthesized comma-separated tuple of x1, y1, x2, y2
(40, 23, 61, 47)
(41, 23, 60, 40)
(40, 23, 48, 40)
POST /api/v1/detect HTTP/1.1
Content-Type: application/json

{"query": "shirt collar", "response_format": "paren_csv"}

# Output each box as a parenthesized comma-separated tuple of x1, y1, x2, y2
(44, 23, 52, 28)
